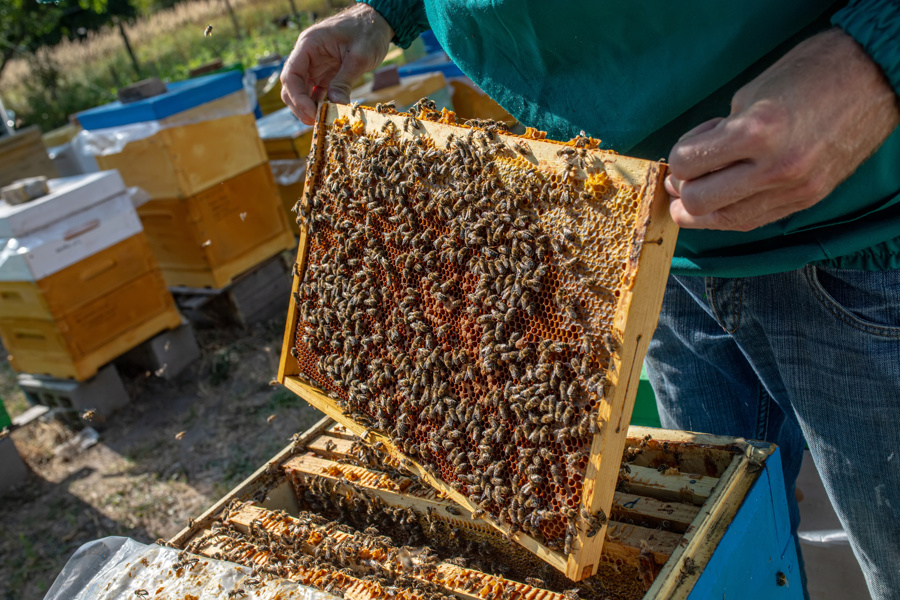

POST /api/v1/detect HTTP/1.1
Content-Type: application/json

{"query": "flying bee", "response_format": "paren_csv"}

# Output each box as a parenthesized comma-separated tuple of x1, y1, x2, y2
(203, 24, 213, 37)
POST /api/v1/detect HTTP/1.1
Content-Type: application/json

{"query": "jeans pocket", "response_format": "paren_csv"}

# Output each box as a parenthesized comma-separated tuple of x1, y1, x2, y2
(804, 265, 900, 337)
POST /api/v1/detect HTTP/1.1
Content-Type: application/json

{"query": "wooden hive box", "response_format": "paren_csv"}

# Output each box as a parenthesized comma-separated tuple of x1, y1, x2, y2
(136, 162, 296, 289)
(170, 417, 803, 600)
(0, 126, 58, 188)
(0, 172, 181, 380)
(269, 159, 307, 237)
(276, 102, 678, 580)
(257, 106, 315, 161)
(77, 73, 268, 200)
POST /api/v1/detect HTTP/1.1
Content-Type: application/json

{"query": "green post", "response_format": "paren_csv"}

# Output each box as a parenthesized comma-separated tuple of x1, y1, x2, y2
(0, 398, 11, 430)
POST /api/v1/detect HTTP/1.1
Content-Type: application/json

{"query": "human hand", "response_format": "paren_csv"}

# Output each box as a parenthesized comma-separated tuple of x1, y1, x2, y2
(281, 4, 394, 125)
(666, 28, 900, 232)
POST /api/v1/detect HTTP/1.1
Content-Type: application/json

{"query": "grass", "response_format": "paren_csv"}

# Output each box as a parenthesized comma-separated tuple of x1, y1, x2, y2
(1, 0, 350, 132)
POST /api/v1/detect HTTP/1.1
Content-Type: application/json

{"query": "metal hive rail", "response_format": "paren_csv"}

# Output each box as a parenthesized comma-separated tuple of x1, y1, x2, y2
(278, 101, 677, 580)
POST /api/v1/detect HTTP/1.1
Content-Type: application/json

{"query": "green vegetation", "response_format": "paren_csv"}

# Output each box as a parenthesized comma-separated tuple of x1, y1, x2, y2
(1, 0, 348, 131)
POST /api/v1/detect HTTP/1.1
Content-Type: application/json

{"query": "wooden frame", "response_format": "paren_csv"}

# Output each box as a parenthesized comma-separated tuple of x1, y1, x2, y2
(276, 102, 678, 580)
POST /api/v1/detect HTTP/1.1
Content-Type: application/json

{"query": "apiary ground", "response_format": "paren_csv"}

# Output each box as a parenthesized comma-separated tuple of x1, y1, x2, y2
(0, 310, 325, 600)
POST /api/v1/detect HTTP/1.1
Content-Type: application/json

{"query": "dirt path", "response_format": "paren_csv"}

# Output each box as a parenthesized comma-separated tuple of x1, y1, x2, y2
(0, 316, 323, 600)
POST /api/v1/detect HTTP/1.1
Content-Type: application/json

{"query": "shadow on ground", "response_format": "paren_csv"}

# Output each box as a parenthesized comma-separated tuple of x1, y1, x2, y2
(0, 314, 323, 600)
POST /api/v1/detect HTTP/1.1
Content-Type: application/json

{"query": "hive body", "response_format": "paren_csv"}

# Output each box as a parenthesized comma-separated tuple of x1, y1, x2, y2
(278, 102, 677, 579)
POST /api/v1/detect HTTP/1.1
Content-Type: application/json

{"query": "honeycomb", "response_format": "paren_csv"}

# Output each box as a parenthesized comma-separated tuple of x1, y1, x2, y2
(290, 101, 652, 561)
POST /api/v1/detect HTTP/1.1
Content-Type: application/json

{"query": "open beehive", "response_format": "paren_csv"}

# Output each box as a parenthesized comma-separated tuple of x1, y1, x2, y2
(170, 418, 797, 600)
(277, 101, 678, 580)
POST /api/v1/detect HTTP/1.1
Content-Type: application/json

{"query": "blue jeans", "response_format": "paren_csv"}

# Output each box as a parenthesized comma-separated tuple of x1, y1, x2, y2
(645, 266, 900, 600)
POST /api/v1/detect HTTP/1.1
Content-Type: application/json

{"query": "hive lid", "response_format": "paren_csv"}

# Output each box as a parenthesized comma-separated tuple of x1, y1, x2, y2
(0, 170, 127, 238)
(76, 70, 244, 130)
(256, 106, 312, 141)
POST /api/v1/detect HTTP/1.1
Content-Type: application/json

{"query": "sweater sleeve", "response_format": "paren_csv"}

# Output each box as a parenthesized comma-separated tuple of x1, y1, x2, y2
(358, 0, 430, 49)
(832, 0, 900, 98)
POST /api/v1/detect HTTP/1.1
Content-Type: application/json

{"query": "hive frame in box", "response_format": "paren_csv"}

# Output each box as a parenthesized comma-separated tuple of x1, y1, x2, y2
(277, 102, 678, 580)
(169, 417, 793, 600)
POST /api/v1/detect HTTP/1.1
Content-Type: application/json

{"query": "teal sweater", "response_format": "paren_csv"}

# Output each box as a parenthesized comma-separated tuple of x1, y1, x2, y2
(360, 0, 900, 277)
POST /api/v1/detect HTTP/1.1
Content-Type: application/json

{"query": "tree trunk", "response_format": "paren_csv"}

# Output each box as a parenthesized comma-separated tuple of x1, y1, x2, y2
(114, 18, 141, 78)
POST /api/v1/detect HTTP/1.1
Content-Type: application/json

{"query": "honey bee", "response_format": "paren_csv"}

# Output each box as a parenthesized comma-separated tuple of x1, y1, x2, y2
(81, 409, 96, 421)
(203, 24, 213, 37)
(175, 431, 187, 441)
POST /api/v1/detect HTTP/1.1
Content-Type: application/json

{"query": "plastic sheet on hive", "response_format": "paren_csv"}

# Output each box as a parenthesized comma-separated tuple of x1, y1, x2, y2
(44, 536, 337, 600)
(278, 101, 677, 581)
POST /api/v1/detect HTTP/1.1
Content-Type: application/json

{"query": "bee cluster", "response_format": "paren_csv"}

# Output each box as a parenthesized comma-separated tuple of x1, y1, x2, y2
(286, 448, 649, 600)
(291, 100, 643, 550)
(188, 503, 453, 600)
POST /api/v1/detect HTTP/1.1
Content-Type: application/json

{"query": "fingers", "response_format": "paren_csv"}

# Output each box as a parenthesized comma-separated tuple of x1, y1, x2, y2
(675, 117, 723, 143)
(670, 184, 817, 232)
(326, 59, 361, 105)
(668, 115, 764, 182)
(281, 45, 318, 124)
(669, 160, 768, 216)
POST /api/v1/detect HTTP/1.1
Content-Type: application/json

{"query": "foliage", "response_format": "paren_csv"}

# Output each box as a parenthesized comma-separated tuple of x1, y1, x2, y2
(0, 0, 136, 78)
(1, 0, 343, 131)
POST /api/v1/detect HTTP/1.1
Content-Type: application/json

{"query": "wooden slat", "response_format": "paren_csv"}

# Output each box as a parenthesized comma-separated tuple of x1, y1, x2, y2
(306, 434, 353, 458)
(620, 466, 717, 506)
(229, 504, 569, 600)
(611, 492, 699, 534)
(300, 438, 707, 528)
(284, 454, 680, 567)
(191, 534, 406, 600)
(325, 423, 356, 440)
(169, 415, 334, 547)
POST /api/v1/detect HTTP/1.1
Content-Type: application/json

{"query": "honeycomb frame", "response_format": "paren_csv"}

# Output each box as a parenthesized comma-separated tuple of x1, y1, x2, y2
(277, 102, 678, 581)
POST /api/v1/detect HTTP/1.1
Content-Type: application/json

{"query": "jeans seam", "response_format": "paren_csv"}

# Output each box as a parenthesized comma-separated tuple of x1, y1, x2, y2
(804, 265, 900, 338)
(727, 278, 744, 334)
(706, 277, 728, 332)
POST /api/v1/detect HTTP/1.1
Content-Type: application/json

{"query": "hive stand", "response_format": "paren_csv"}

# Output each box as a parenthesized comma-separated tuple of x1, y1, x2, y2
(117, 321, 200, 380)
(171, 252, 292, 328)
(277, 103, 678, 580)
(17, 363, 129, 424)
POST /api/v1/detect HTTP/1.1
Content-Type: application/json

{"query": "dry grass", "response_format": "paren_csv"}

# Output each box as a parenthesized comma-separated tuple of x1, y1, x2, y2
(4, 0, 253, 88)
(1, 0, 346, 131)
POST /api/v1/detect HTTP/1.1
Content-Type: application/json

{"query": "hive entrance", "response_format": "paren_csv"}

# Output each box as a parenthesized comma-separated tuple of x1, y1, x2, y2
(278, 101, 676, 580)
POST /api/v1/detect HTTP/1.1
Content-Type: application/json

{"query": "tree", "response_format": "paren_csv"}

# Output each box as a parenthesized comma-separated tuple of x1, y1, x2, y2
(0, 0, 135, 79)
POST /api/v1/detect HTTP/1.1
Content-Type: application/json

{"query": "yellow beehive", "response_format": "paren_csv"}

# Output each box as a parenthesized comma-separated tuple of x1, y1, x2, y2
(0, 126, 58, 188)
(136, 162, 296, 288)
(93, 91, 268, 200)
(276, 102, 678, 580)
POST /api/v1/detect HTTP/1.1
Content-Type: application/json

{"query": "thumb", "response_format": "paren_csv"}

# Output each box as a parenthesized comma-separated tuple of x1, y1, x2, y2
(327, 61, 357, 104)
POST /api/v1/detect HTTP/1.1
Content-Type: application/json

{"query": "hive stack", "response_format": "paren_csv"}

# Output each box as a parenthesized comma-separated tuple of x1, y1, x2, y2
(256, 107, 314, 236)
(277, 101, 678, 580)
(0, 171, 181, 380)
(0, 126, 58, 188)
(77, 71, 296, 289)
